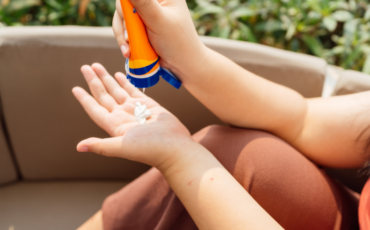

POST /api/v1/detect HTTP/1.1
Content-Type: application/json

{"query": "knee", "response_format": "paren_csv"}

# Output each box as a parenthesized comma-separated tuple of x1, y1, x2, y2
(192, 124, 224, 143)
(193, 124, 276, 153)
(192, 125, 304, 176)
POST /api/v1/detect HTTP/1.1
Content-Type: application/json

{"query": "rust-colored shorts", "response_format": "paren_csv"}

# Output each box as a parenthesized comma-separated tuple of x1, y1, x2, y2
(102, 125, 359, 230)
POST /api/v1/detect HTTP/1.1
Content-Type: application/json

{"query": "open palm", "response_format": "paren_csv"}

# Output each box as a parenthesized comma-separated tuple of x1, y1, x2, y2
(72, 63, 191, 167)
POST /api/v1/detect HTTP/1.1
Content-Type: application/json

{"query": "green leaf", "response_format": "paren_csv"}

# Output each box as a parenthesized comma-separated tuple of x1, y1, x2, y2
(219, 24, 231, 38)
(6, 0, 41, 13)
(323, 16, 337, 32)
(343, 19, 359, 48)
(195, 0, 223, 13)
(48, 11, 64, 21)
(95, 7, 109, 26)
(231, 7, 254, 19)
(209, 24, 220, 37)
(194, 3, 224, 18)
(343, 46, 363, 69)
(290, 38, 300, 52)
(331, 10, 353, 22)
(226, 0, 239, 9)
(256, 19, 282, 33)
(365, 7, 370, 21)
(331, 46, 344, 54)
(362, 44, 370, 54)
(230, 29, 241, 40)
(349, 0, 356, 12)
(285, 23, 296, 40)
(332, 1, 349, 11)
(363, 54, 370, 74)
(239, 22, 257, 42)
(45, 0, 63, 10)
(195, 0, 211, 7)
(307, 11, 321, 20)
(280, 14, 291, 29)
(302, 35, 324, 57)
(197, 25, 207, 35)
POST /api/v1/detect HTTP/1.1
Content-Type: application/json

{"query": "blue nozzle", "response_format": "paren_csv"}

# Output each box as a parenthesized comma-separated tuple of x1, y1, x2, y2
(160, 68, 181, 89)
(125, 59, 181, 89)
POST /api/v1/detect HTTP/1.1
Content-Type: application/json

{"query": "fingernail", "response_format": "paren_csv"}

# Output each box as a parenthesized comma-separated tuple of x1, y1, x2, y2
(79, 146, 89, 152)
(120, 45, 127, 55)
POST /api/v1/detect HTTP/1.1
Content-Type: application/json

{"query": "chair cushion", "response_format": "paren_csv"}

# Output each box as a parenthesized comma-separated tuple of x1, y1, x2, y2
(201, 36, 326, 98)
(0, 180, 128, 230)
(333, 70, 370, 95)
(0, 121, 17, 185)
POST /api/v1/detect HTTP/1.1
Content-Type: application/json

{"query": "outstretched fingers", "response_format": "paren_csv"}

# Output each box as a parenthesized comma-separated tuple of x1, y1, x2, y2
(115, 72, 145, 98)
(72, 87, 110, 130)
(91, 63, 130, 104)
(81, 65, 118, 112)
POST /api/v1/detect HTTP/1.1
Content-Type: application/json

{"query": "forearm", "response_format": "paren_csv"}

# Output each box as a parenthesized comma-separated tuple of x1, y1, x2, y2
(293, 92, 370, 167)
(158, 141, 283, 230)
(176, 47, 370, 167)
(176, 47, 308, 142)
(173, 45, 370, 167)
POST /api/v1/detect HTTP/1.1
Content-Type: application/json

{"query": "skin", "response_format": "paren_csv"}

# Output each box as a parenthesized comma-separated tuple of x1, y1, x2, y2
(76, 0, 370, 229)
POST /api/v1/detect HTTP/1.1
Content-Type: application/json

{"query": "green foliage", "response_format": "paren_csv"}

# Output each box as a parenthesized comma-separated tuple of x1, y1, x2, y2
(191, 0, 370, 73)
(0, 0, 115, 26)
(1, 0, 370, 73)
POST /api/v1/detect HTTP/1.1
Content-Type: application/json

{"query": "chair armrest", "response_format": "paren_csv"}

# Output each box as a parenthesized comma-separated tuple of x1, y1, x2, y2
(333, 70, 370, 96)
(201, 36, 327, 98)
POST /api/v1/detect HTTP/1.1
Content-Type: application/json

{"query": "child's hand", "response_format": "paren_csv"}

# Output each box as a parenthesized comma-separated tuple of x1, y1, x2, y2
(113, 0, 208, 80)
(72, 63, 193, 169)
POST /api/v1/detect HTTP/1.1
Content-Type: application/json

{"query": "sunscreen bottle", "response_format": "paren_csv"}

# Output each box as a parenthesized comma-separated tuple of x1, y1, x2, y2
(120, 0, 181, 89)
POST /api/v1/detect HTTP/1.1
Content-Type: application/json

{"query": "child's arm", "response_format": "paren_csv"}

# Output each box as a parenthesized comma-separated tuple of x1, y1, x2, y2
(181, 49, 370, 168)
(113, 0, 370, 168)
(73, 64, 283, 230)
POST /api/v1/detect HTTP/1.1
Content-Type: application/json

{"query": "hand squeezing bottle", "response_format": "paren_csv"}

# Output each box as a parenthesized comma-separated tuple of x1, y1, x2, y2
(120, 0, 181, 89)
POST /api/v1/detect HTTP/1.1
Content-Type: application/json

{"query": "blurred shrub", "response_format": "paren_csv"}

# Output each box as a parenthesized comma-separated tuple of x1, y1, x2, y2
(1, 0, 370, 73)
(0, 0, 115, 26)
(192, 0, 370, 73)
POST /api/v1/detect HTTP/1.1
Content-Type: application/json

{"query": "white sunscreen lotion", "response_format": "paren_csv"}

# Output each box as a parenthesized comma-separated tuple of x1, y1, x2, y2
(134, 102, 151, 124)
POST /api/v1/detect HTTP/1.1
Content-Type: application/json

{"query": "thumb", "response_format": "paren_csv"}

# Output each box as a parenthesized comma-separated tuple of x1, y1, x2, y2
(122, 0, 163, 26)
(77, 137, 123, 158)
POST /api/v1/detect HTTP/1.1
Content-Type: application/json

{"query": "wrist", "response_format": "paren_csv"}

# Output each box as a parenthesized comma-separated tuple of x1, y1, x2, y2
(156, 138, 201, 174)
(157, 140, 222, 182)
(171, 44, 213, 85)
